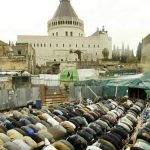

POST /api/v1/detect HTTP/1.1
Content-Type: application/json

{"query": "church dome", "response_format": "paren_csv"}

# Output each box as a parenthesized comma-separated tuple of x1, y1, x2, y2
(53, 0, 78, 18)
(47, 0, 84, 37)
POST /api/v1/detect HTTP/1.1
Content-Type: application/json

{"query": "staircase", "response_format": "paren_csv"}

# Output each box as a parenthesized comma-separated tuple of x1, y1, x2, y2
(43, 88, 69, 108)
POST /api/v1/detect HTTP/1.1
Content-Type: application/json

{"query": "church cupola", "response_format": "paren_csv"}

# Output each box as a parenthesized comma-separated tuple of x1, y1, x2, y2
(47, 0, 84, 37)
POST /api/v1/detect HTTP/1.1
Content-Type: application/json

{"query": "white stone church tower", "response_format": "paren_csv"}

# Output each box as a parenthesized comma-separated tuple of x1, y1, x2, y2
(17, 0, 112, 66)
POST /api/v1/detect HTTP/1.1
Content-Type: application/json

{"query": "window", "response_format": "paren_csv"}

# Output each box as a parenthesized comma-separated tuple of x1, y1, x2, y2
(69, 44, 71, 47)
(37, 43, 39, 47)
(54, 59, 56, 62)
(56, 44, 58, 47)
(56, 32, 58, 36)
(88, 45, 90, 48)
(50, 44, 51, 47)
(94, 45, 95, 48)
(98, 45, 99, 48)
(63, 44, 64, 47)
(44, 44, 46, 47)
(70, 32, 73, 36)
(96, 52, 97, 55)
(52, 33, 54, 36)
(76, 44, 78, 48)
(41, 44, 42, 47)
(61, 59, 63, 62)
(34, 44, 35, 47)
(82, 44, 84, 48)
(66, 31, 68, 36)
(18, 50, 21, 55)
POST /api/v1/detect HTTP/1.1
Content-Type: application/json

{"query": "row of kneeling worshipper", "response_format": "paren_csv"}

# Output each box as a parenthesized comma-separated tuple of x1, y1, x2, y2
(86, 99, 146, 150)
(0, 98, 146, 150)
(128, 103, 150, 150)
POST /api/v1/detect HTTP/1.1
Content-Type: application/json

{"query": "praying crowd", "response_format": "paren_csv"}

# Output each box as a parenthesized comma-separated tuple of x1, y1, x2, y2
(0, 98, 149, 150)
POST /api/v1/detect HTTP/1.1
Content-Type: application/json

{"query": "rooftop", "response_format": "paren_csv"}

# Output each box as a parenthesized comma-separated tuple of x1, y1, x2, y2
(53, 0, 78, 18)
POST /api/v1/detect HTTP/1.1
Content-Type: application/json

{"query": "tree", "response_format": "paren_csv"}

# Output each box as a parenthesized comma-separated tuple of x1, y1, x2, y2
(112, 49, 120, 61)
(102, 48, 109, 59)
(120, 49, 128, 63)
(70, 50, 82, 61)
(136, 42, 142, 62)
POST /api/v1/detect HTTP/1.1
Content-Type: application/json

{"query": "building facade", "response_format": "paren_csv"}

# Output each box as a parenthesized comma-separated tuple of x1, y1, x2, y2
(0, 41, 36, 74)
(17, 0, 112, 66)
(141, 34, 150, 65)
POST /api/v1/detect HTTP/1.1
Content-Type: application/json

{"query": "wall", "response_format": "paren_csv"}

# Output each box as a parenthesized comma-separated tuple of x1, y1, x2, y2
(141, 43, 150, 64)
(0, 43, 36, 74)
(17, 33, 112, 66)
(0, 57, 26, 71)
(0, 87, 40, 110)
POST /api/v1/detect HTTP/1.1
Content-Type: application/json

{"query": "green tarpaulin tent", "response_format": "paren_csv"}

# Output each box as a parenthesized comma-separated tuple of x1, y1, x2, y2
(60, 69, 79, 82)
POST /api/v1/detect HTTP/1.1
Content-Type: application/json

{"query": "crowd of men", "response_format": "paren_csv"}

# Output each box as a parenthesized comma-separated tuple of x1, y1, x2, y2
(0, 98, 149, 150)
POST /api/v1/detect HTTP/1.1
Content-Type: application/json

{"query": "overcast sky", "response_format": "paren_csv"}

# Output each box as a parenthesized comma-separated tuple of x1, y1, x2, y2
(0, 0, 149, 51)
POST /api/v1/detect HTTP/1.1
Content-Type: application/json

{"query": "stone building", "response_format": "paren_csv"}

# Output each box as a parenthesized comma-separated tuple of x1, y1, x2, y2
(17, 0, 112, 66)
(0, 40, 36, 74)
(141, 34, 150, 64)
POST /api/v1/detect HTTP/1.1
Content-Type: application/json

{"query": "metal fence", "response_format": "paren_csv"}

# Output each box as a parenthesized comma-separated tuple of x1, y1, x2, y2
(69, 85, 103, 101)
(0, 87, 40, 111)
